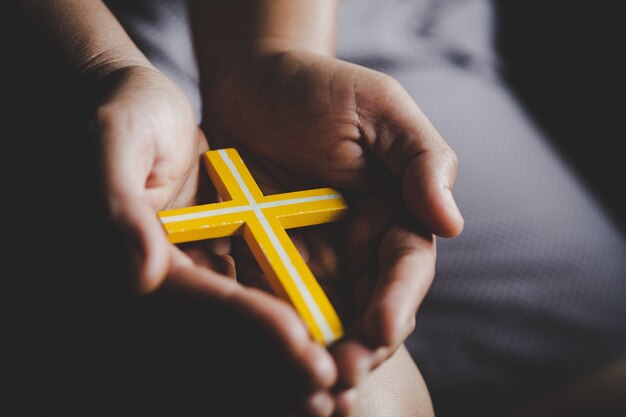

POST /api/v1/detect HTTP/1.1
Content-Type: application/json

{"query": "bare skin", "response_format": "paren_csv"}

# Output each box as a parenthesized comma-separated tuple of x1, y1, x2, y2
(20, 1, 460, 415)
(351, 346, 434, 417)
(192, 2, 461, 416)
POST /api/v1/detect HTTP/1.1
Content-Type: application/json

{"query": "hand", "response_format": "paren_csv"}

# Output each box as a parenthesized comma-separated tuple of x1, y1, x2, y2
(205, 49, 463, 237)
(89, 65, 204, 292)
(227, 165, 436, 414)
(201, 49, 464, 410)
(89, 65, 339, 417)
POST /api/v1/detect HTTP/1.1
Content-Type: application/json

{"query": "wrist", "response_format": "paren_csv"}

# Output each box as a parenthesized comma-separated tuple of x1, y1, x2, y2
(74, 45, 155, 92)
(191, 0, 338, 120)
(251, 36, 335, 58)
(205, 39, 325, 115)
(213, 36, 330, 85)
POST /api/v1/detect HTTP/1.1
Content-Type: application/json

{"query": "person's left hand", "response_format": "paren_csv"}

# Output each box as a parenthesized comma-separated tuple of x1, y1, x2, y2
(199, 48, 463, 407)
(87, 65, 343, 417)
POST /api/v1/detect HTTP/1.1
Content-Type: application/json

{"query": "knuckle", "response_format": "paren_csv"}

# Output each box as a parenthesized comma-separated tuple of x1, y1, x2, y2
(375, 72, 403, 94)
(445, 146, 459, 166)
(406, 315, 416, 336)
(437, 145, 459, 174)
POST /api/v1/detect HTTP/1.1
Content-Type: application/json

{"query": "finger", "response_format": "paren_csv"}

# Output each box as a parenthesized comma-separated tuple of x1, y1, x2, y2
(97, 123, 208, 293)
(298, 390, 336, 417)
(90, 110, 169, 292)
(179, 237, 235, 277)
(331, 339, 387, 389)
(111, 197, 171, 294)
(363, 222, 435, 348)
(345, 193, 403, 316)
(332, 388, 358, 417)
(344, 192, 399, 282)
(165, 247, 338, 392)
(403, 145, 464, 237)
(356, 73, 464, 237)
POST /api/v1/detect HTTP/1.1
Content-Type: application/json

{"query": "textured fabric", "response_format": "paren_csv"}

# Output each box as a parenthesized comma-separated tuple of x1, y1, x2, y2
(336, 2, 626, 417)
(106, 1, 626, 416)
(104, 0, 201, 121)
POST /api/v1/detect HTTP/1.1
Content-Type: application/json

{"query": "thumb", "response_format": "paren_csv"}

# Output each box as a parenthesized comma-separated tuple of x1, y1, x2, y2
(357, 74, 464, 237)
(112, 197, 171, 294)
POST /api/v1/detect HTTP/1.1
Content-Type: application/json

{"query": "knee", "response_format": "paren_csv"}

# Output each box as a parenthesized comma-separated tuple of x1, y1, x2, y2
(351, 345, 434, 417)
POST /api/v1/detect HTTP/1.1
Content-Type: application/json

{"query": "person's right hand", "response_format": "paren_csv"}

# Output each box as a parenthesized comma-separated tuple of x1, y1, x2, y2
(200, 49, 463, 406)
(89, 64, 339, 417)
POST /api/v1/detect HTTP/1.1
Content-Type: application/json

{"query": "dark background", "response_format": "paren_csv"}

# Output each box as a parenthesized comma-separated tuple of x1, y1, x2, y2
(4, 1, 625, 415)
(494, 1, 625, 233)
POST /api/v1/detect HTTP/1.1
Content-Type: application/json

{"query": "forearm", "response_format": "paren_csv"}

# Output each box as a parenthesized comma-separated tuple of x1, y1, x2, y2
(190, 0, 339, 90)
(19, 0, 152, 85)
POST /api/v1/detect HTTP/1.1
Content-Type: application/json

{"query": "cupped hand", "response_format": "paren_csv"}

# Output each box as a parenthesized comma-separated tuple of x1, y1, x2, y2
(205, 49, 464, 237)
(213, 147, 436, 416)
(201, 49, 463, 409)
(89, 65, 338, 417)
(90, 64, 205, 293)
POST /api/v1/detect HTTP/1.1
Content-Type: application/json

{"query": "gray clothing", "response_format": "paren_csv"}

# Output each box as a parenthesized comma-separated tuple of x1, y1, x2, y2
(104, 1, 626, 416)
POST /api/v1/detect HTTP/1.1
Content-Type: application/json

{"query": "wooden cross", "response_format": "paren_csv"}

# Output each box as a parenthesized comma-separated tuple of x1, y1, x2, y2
(158, 148, 347, 345)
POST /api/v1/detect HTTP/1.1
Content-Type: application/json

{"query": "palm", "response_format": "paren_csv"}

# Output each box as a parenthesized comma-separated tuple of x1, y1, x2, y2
(207, 49, 462, 230)
(206, 51, 397, 191)
(93, 66, 234, 284)
(228, 150, 429, 347)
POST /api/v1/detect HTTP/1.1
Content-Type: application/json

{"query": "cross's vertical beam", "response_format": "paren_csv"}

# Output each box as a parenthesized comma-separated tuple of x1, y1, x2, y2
(217, 149, 343, 344)
(158, 148, 347, 345)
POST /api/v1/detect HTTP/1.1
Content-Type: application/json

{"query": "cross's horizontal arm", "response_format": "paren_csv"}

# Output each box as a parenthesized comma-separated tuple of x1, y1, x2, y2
(158, 148, 348, 345)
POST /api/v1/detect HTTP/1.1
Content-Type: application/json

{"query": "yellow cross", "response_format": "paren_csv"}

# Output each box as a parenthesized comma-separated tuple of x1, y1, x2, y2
(158, 148, 347, 345)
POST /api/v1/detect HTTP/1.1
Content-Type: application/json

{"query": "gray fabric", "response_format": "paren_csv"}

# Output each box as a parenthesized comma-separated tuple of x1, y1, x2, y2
(107, 1, 626, 416)
(336, 2, 626, 416)
(104, 0, 201, 121)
